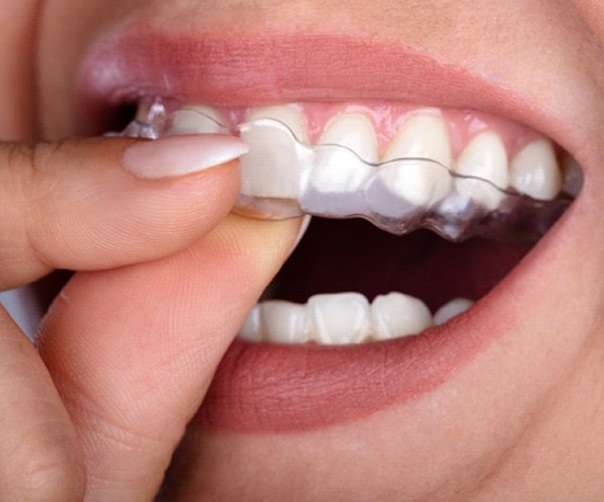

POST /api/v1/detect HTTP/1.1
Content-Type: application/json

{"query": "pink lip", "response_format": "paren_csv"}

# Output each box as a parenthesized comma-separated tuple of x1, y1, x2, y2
(76, 22, 577, 432)
(77, 22, 555, 139)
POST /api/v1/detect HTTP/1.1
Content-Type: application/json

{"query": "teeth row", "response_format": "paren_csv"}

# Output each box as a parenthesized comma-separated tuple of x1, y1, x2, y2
(238, 293, 474, 345)
(171, 104, 566, 206)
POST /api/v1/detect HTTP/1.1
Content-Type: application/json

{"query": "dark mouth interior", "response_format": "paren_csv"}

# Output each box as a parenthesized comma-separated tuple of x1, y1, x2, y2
(268, 218, 531, 311)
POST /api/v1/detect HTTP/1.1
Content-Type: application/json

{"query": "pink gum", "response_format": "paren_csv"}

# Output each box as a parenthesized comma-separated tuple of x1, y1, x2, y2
(219, 101, 547, 159)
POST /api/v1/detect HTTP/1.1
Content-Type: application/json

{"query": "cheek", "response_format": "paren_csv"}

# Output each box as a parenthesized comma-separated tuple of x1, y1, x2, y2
(37, 0, 144, 138)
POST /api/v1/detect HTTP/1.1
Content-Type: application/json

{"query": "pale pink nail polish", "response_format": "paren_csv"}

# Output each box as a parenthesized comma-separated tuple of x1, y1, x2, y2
(122, 134, 249, 179)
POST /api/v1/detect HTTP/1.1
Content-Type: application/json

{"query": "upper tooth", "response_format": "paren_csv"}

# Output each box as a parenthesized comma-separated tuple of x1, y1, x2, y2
(239, 105, 310, 200)
(302, 114, 377, 216)
(383, 113, 453, 168)
(318, 113, 379, 162)
(261, 301, 308, 344)
(246, 105, 308, 142)
(167, 106, 227, 135)
(455, 131, 509, 210)
(370, 292, 433, 341)
(510, 140, 562, 200)
(301, 150, 373, 216)
(366, 114, 454, 217)
(307, 293, 371, 345)
(434, 298, 474, 325)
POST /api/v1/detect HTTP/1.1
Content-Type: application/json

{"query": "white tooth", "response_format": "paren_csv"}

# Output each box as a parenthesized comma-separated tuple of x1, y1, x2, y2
(370, 292, 433, 341)
(383, 114, 453, 168)
(455, 131, 509, 210)
(238, 305, 262, 342)
(562, 156, 584, 197)
(434, 298, 474, 326)
(301, 148, 373, 216)
(167, 106, 227, 135)
(300, 114, 378, 216)
(239, 105, 310, 200)
(510, 140, 562, 200)
(367, 114, 453, 217)
(307, 293, 371, 345)
(261, 301, 308, 344)
(318, 113, 379, 162)
(302, 114, 376, 216)
(246, 104, 308, 142)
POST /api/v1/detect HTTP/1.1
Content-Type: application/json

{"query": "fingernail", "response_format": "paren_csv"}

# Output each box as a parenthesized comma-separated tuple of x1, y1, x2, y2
(122, 134, 249, 179)
(294, 215, 312, 248)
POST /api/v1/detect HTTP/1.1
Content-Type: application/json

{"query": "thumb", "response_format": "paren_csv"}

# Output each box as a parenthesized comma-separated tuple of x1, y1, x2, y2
(38, 214, 302, 500)
(0, 134, 247, 289)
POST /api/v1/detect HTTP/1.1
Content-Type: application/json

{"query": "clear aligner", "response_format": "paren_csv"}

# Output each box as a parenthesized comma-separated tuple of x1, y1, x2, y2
(122, 98, 575, 245)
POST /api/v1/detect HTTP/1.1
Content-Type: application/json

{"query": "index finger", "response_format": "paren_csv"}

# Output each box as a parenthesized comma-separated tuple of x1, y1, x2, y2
(0, 134, 246, 289)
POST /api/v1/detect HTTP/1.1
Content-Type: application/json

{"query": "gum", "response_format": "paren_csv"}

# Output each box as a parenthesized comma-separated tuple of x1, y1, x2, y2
(121, 98, 573, 245)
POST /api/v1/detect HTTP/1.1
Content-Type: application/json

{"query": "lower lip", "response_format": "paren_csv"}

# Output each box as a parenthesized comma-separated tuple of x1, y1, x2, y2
(195, 218, 564, 433)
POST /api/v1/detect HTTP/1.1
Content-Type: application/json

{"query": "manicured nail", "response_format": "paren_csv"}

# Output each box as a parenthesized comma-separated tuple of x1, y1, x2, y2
(294, 214, 312, 248)
(122, 134, 249, 179)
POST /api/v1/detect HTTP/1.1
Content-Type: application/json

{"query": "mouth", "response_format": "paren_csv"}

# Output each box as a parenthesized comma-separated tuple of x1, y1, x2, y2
(77, 27, 583, 432)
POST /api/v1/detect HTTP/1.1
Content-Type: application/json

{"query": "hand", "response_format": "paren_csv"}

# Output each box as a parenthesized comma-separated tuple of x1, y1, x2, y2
(0, 135, 301, 500)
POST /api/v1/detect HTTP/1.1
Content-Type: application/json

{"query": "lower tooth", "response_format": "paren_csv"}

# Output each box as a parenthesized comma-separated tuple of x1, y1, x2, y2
(261, 301, 308, 344)
(433, 298, 474, 325)
(239, 305, 262, 342)
(238, 292, 439, 345)
(370, 292, 433, 340)
(308, 293, 371, 345)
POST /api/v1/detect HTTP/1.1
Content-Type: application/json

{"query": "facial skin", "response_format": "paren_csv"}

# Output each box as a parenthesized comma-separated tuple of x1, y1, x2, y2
(1, 0, 604, 500)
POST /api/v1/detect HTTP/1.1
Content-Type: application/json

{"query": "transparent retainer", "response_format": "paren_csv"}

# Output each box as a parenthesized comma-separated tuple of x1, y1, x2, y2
(121, 99, 576, 246)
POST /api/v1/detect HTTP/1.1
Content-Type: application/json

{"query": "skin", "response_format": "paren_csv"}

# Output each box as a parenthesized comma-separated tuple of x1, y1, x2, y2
(1, 0, 604, 500)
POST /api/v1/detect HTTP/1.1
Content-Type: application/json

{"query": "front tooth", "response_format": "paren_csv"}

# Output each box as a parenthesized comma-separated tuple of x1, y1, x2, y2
(434, 298, 474, 325)
(261, 301, 308, 344)
(455, 131, 509, 210)
(307, 293, 371, 345)
(318, 113, 379, 162)
(367, 114, 454, 217)
(302, 113, 376, 216)
(246, 105, 308, 142)
(370, 292, 433, 341)
(239, 105, 310, 200)
(383, 113, 453, 168)
(167, 106, 227, 135)
(510, 139, 562, 200)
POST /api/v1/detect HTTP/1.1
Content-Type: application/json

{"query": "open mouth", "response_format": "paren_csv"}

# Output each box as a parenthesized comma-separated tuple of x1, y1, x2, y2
(121, 98, 579, 346)
(76, 29, 585, 432)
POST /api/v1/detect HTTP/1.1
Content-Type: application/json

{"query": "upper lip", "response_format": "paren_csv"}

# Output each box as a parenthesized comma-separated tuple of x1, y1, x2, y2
(76, 21, 592, 167)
